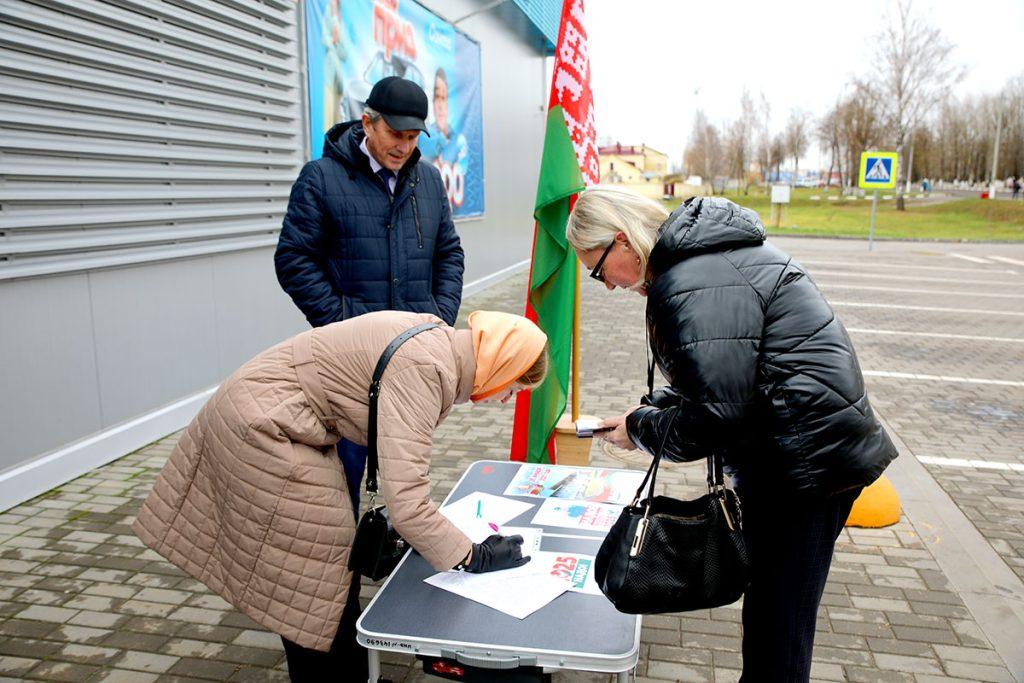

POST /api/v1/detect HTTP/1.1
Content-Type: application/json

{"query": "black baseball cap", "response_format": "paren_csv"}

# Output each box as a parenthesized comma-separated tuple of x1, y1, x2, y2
(365, 76, 430, 135)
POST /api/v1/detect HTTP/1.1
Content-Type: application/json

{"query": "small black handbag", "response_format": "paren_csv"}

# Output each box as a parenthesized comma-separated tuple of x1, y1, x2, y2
(594, 425, 750, 614)
(348, 322, 440, 581)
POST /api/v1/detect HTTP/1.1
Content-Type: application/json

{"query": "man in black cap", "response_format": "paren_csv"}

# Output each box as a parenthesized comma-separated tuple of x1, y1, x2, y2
(273, 76, 464, 681)
(276, 75, 464, 329)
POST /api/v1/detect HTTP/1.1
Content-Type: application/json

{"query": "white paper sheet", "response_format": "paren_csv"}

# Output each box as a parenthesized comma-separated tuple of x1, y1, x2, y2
(530, 498, 622, 532)
(440, 491, 534, 543)
(424, 568, 568, 619)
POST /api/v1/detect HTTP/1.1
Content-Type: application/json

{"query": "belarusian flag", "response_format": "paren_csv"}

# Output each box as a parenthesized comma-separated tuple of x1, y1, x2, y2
(510, 0, 599, 463)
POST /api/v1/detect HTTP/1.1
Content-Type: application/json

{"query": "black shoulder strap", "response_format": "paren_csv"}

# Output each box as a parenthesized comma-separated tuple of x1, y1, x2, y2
(366, 322, 442, 494)
(642, 317, 723, 499)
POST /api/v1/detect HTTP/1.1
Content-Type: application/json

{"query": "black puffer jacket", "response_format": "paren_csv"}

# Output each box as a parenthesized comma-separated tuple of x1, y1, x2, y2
(275, 121, 463, 327)
(626, 197, 897, 496)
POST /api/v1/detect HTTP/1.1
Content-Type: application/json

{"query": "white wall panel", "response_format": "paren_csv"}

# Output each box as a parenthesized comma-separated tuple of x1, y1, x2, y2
(0, 274, 102, 470)
(88, 259, 221, 426)
(210, 247, 308, 374)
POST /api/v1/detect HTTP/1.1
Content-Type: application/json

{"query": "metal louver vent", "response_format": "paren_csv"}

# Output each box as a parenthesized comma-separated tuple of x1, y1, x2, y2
(0, 0, 303, 280)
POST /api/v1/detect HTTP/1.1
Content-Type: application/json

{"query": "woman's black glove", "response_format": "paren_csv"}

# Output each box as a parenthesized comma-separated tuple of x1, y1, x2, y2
(466, 534, 531, 573)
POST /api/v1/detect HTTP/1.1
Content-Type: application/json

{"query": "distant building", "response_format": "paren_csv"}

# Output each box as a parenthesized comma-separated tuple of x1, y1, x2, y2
(597, 143, 701, 200)
(599, 143, 669, 183)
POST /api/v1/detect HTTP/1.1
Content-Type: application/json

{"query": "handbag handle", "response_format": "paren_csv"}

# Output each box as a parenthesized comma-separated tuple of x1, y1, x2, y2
(632, 334, 664, 505)
(629, 419, 672, 507)
(634, 337, 726, 508)
(366, 322, 441, 497)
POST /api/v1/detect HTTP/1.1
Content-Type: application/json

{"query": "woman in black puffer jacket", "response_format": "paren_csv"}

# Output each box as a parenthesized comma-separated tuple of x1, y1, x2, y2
(566, 187, 898, 682)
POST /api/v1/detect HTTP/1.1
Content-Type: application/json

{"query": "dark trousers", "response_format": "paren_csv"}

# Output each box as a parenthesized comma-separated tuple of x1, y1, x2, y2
(281, 575, 368, 682)
(737, 487, 860, 682)
(337, 439, 368, 516)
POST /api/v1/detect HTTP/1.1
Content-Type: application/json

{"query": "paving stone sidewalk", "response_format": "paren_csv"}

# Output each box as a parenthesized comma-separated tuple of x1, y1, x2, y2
(1, 237, 1022, 682)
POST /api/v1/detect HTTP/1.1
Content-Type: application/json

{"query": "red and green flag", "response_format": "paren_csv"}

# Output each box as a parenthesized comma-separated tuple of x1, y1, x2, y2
(510, 0, 599, 463)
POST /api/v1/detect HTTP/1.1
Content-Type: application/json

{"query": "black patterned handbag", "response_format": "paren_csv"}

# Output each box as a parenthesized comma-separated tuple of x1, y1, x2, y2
(594, 426, 750, 614)
(348, 322, 440, 581)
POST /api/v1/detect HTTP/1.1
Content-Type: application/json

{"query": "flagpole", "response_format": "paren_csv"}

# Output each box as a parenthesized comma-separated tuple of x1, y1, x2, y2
(510, 0, 595, 464)
(571, 254, 580, 422)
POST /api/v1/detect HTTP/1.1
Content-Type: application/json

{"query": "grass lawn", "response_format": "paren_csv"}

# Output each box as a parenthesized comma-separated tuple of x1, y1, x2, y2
(665, 188, 1024, 241)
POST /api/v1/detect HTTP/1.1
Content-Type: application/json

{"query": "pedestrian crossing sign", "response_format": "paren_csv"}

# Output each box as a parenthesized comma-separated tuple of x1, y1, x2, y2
(859, 151, 898, 189)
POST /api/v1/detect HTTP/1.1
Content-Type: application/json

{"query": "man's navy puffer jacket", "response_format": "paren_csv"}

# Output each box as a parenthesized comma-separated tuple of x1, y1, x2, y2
(275, 121, 464, 327)
(626, 197, 898, 497)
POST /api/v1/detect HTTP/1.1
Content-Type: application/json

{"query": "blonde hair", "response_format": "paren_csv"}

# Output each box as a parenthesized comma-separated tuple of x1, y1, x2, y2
(517, 343, 549, 389)
(565, 186, 669, 286)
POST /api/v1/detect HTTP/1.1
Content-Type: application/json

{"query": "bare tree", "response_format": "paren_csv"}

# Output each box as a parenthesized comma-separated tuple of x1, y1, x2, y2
(920, 85, 1024, 185)
(1003, 74, 1024, 180)
(817, 103, 842, 188)
(784, 109, 810, 184)
(870, 0, 964, 208)
(769, 134, 787, 182)
(684, 109, 725, 193)
(724, 90, 756, 193)
(837, 81, 884, 191)
(757, 92, 772, 188)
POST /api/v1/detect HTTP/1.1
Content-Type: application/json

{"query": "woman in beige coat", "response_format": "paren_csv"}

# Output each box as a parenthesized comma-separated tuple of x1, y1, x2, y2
(133, 309, 548, 680)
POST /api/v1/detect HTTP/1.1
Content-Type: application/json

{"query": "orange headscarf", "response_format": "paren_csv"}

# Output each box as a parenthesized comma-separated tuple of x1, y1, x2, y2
(468, 311, 548, 401)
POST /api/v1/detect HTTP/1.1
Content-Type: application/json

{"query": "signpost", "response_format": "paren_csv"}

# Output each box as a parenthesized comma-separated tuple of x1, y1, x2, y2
(769, 184, 790, 228)
(858, 151, 898, 251)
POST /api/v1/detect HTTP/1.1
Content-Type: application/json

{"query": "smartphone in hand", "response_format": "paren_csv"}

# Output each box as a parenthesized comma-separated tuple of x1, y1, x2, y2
(575, 418, 613, 438)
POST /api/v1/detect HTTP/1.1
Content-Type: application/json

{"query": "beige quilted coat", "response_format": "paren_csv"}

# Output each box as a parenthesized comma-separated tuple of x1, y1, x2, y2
(133, 311, 475, 651)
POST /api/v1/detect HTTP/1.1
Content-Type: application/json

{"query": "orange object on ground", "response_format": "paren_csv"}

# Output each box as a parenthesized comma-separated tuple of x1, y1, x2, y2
(845, 474, 901, 528)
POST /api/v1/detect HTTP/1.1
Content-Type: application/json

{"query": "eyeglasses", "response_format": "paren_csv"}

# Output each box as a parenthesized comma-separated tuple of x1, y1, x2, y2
(589, 241, 615, 283)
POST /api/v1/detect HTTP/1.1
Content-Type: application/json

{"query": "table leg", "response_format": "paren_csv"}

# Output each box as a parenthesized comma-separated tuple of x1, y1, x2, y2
(367, 649, 380, 683)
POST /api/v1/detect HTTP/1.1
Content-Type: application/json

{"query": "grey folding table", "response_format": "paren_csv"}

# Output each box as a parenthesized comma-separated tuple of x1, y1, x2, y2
(356, 460, 642, 682)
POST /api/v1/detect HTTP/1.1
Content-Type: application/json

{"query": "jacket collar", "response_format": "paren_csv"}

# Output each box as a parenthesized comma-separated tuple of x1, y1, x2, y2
(323, 121, 422, 179)
(453, 329, 476, 404)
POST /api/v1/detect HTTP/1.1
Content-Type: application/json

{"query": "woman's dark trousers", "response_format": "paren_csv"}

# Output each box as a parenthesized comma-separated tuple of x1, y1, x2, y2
(281, 575, 368, 682)
(738, 487, 860, 682)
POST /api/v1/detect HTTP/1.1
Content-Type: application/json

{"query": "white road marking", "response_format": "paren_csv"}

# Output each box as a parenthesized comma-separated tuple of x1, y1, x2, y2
(845, 328, 1024, 343)
(863, 370, 1024, 387)
(812, 269, 1019, 287)
(830, 301, 1024, 317)
(796, 259, 1016, 274)
(917, 456, 1024, 473)
(949, 253, 994, 264)
(819, 283, 1024, 299)
(988, 256, 1024, 268)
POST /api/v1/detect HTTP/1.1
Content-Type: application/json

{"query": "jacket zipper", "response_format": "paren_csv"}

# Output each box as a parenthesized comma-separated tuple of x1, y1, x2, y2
(411, 194, 423, 249)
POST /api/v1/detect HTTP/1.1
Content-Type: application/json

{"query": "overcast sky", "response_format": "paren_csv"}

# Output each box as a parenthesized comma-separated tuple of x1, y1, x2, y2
(584, 0, 1024, 168)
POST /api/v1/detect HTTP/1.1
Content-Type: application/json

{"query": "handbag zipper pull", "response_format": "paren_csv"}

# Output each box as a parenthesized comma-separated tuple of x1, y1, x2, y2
(630, 517, 649, 557)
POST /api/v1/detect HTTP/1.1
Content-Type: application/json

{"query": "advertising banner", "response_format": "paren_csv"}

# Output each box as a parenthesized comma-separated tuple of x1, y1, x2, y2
(305, 0, 485, 217)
